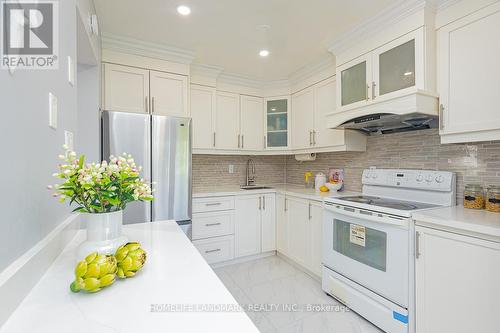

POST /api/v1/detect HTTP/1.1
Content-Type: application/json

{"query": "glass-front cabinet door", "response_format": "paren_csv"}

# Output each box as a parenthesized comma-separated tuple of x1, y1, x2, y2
(265, 97, 289, 149)
(372, 28, 423, 101)
(337, 53, 372, 109)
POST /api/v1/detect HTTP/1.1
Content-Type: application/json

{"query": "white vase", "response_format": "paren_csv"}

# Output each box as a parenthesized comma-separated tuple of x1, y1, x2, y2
(77, 210, 128, 259)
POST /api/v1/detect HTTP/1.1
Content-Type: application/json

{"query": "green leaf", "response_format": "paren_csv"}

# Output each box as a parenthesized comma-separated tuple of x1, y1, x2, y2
(78, 155, 85, 168)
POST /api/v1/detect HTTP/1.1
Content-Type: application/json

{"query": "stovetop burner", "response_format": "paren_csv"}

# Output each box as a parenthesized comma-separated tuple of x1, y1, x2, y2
(336, 195, 437, 211)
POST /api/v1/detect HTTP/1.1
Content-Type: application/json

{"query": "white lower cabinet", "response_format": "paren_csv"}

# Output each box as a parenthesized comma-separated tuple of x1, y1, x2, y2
(415, 225, 500, 333)
(193, 235, 235, 265)
(278, 195, 323, 277)
(235, 194, 276, 258)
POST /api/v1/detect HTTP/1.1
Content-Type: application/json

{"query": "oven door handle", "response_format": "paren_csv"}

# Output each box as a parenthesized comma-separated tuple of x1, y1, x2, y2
(324, 203, 408, 228)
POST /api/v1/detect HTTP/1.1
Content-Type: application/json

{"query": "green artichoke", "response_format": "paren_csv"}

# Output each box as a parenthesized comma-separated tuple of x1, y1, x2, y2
(70, 252, 118, 293)
(115, 242, 147, 278)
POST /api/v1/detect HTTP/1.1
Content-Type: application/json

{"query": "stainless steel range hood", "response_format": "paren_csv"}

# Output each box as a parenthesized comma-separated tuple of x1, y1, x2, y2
(339, 112, 438, 135)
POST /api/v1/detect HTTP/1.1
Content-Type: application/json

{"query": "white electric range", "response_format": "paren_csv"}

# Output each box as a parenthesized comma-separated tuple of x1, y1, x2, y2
(322, 168, 456, 333)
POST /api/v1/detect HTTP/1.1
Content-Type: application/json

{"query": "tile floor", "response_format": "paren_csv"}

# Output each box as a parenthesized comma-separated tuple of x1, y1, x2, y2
(213, 255, 382, 333)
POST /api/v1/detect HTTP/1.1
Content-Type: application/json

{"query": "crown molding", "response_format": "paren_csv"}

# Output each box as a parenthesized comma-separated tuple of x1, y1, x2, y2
(218, 71, 290, 90)
(190, 63, 224, 79)
(328, 0, 432, 56)
(101, 33, 195, 64)
(288, 55, 335, 85)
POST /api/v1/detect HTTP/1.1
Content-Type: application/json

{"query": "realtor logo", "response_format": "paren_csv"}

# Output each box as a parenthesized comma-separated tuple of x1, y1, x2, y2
(1, 0, 58, 69)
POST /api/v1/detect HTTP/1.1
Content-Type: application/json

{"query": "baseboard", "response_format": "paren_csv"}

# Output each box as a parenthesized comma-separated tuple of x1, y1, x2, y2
(210, 251, 276, 269)
(0, 214, 81, 328)
(276, 252, 321, 282)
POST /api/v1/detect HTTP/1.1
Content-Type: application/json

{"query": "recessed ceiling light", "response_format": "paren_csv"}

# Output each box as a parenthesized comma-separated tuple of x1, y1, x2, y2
(259, 50, 269, 57)
(177, 5, 191, 16)
(404, 71, 413, 76)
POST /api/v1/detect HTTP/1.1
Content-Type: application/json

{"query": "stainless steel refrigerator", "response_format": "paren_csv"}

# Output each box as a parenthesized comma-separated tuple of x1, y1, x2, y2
(101, 111, 192, 237)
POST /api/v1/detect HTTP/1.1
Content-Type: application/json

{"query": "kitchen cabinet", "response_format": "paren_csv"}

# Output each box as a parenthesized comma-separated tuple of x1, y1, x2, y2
(438, 2, 500, 143)
(240, 95, 264, 151)
(103, 63, 188, 116)
(415, 225, 500, 333)
(103, 63, 149, 114)
(287, 196, 310, 268)
(215, 92, 240, 150)
(265, 97, 290, 149)
(276, 194, 288, 255)
(308, 201, 323, 276)
(291, 88, 315, 149)
(260, 194, 276, 252)
(313, 77, 345, 148)
(190, 84, 216, 149)
(336, 27, 430, 111)
(235, 193, 276, 258)
(150, 70, 188, 116)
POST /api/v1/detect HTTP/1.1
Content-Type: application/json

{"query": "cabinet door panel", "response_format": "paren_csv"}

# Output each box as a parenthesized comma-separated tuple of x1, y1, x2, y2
(103, 64, 149, 113)
(261, 194, 276, 252)
(309, 202, 323, 276)
(287, 197, 310, 267)
(215, 92, 240, 150)
(415, 226, 500, 333)
(235, 196, 261, 257)
(240, 95, 264, 151)
(313, 77, 345, 147)
(291, 88, 314, 149)
(276, 194, 288, 255)
(190, 85, 215, 149)
(150, 71, 188, 117)
(438, 4, 500, 136)
(337, 54, 371, 109)
(265, 98, 290, 149)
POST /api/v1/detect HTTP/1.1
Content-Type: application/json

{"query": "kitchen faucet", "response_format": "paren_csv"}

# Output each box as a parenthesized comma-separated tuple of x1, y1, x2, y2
(245, 159, 256, 187)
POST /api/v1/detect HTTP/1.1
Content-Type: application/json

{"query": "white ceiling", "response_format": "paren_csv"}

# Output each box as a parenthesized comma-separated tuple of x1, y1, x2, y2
(94, 0, 398, 80)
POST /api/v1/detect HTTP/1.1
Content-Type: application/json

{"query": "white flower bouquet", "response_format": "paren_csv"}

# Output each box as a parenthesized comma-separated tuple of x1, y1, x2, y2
(49, 146, 153, 213)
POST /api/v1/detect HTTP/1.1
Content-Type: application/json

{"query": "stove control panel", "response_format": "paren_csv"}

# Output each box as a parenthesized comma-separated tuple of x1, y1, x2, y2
(363, 169, 455, 191)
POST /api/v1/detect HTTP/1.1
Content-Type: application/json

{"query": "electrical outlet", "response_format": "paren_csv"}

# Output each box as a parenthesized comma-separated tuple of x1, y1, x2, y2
(228, 164, 234, 174)
(64, 130, 74, 150)
(49, 93, 57, 129)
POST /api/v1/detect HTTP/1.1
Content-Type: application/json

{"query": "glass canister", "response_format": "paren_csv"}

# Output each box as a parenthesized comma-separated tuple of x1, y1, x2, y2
(463, 184, 485, 209)
(485, 185, 500, 213)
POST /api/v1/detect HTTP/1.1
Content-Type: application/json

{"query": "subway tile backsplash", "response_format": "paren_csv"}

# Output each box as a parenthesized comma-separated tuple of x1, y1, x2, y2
(193, 129, 500, 202)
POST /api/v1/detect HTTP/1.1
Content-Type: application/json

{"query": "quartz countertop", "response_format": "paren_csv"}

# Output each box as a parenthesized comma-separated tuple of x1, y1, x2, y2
(413, 206, 500, 241)
(1, 221, 259, 333)
(193, 183, 359, 202)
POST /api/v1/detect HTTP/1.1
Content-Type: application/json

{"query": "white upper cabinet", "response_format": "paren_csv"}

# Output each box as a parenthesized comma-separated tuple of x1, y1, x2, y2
(190, 84, 216, 149)
(438, 2, 500, 143)
(103, 63, 149, 114)
(240, 95, 264, 151)
(215, 92, 240, 150)
(338, 54, 371, 109)
(150, 71, 188, 116)
(313, 77, 345, 148)
(291, 88, 315, 150)
(265, 97, 290, 150)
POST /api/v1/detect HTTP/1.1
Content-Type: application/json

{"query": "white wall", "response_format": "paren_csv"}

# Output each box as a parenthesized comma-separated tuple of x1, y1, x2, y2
(77, 64, 100, 162)
(0, 0, 98, 272)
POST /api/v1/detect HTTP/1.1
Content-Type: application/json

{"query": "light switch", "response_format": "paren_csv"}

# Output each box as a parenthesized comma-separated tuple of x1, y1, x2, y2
(64, 130, 74, 150)
(228, 164, 234, 174)
(49, 93, 57, 129)
(67, 56, 74, 86)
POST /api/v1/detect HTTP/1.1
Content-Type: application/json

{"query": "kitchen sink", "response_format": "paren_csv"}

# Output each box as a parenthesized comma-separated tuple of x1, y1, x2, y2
(240, 186, 273, 190)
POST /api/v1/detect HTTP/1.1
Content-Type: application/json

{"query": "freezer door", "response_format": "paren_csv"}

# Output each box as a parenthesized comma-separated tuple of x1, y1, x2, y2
(152, 116, 192, 222)
(102, 111, 152, 224)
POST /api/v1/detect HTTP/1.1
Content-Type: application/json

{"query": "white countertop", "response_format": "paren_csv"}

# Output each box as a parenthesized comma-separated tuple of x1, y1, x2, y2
(413, 206, 500, 240)
(1, 221, 258, 333)
(193, 183, 359, 202)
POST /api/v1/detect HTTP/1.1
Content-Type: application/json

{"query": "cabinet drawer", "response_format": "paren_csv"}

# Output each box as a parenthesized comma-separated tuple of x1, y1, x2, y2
(193, 197, 235, 213)
(192, 211, 234, 240)
(193, 235, 234, 264)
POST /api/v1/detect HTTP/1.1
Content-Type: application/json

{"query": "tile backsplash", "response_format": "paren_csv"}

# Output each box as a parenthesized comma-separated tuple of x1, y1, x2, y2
(285, 129, 500, 202)
(193, 129, 500, 202)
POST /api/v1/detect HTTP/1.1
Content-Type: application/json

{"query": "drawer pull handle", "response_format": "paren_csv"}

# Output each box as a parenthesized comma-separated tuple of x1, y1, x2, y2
(205, 248, 221, 254)
(205, 203, 222, 206)
(205, 222, 221, 227)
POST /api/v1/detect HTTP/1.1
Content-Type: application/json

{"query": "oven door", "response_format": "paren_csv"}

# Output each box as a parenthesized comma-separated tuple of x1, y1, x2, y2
(323, 204, 410, 308)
